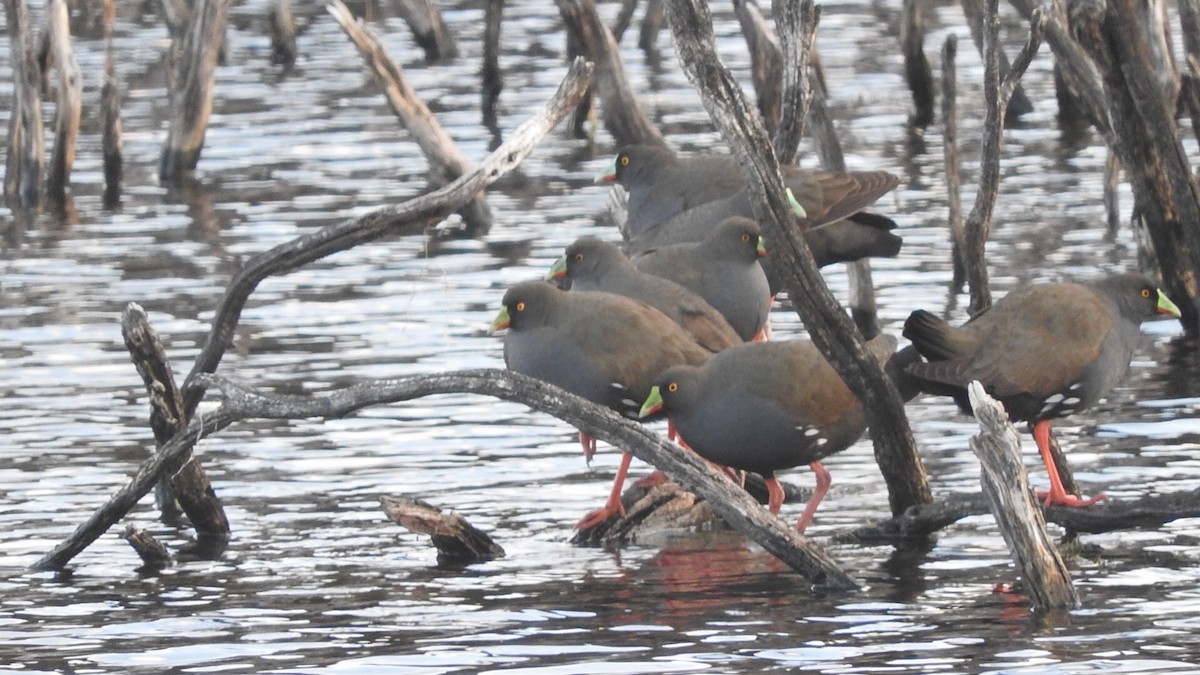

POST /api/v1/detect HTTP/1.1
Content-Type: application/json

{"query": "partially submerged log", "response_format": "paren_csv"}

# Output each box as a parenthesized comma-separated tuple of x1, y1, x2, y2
(44, 0, 82, 204)
(101, 0, 123, 207)
(4, 0, 46, 208)
(381, 496, 503, 564)
(968, 382, 1078, 612)
(394, 0, 458, 64)
(329, 0, 492, 235)
(121, 524, 174, 569)
(267, 0, 296, 70)
(901, 0, 935, 129)
(941, 34, 966, 292)
(123, 303, 230, 544)
(159, 0, 233, 180)
(481, 0, 504, 142)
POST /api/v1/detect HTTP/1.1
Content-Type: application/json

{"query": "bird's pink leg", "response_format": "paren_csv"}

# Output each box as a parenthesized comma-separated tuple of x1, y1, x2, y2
(575, 451, 633, 530)
(1032, 420, 1103, 508)
(793, 462, 831, 534)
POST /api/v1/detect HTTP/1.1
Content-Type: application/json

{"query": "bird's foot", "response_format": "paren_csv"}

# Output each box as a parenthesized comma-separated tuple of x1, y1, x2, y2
(575, 502, 625, 531)
(634, 470, 668, 489)
(1036, 489, 1105, 508)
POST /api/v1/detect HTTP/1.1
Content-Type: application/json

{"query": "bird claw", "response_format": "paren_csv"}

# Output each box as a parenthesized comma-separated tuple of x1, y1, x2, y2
(1037, 489, 1105, 508)
(574, 503, 625, 531)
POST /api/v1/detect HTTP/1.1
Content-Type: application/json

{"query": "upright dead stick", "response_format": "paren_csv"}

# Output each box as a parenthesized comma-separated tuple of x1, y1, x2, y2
(329, 0, 491, 234)
(662, 0, 930, 518)
(968, 382, 1079, 611)
(4, 0, 46, 208)
(44, 0, 82, 203)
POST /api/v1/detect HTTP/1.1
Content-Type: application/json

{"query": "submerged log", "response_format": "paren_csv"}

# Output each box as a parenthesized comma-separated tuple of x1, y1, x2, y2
(32, 60, 594, 573)
(267, 0, 296, 69)
(394, 0, 458, 63)
(44, 0, 82, 203)
(381, 496, 504, 564)
(102, 0, 123, 207)
(123, 303, 230, 545)
(662, 0, 931, 519)
(328, 0, 492, 235)
(4, 0, 46, 208)
(968, 382, 1079, 612)
(159, 0, 233, 180)
(121, 524, 174, 569)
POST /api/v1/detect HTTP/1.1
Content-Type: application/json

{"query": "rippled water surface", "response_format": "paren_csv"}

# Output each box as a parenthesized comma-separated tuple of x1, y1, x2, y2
(3, 1, 1200, 672)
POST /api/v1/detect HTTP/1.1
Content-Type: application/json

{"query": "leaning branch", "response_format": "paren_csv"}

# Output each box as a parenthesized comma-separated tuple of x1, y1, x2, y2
(36, 370, 859, 590)
(178, 58, 594, 418)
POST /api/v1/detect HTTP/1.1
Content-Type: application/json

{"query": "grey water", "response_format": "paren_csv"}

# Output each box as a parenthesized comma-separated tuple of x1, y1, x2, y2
(2, 0, 1200, 672)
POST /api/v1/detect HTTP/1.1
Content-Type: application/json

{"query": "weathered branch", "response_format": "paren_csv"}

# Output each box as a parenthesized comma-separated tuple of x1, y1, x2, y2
(380, 496, 503, 564)
(101, 0, 123, 207)
(942, 34, 966, 292)
(771, 0, 817, 165)
(328, 0, 491, 234)
(179, 58, 594, 419)
(662, 0, 930, 519)
(4, 0, 46, 208)
(159, 0, 233, 180)
(964, 3, 1042, 316)
(733, 0, 782, 134)
(122, 303, 229, 541)
(968, 382, 1078, 612)
(44, 0, 82, 203)
(36, 370, 858, 589)
(901, 0, 935, 128)
(556, 0, 665, 147)
(393, 0, 458, 63)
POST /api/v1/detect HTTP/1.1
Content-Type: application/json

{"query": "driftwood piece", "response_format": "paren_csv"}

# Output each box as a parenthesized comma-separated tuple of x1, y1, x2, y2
(557, 0, 665, 147)
(101, 0, 123, 207)
(959, 0, 1034, 124)
(611, 0, 638, 42)
(964, 3, 1042, 316)
(4, 0, 46, 208)
(968, 382, 1079, 612)
(121, 524, 174, 569)
(176, 58, 594, 423)
(32, 62, 593, 573)
(770, 0, 816, 166)
(662, 0, 931, 519)
(481, 0, 504, 143)
(36, 370, 859, 590)
(44, 0, 82, 203)
(638, 0, 665, 54)
(268, 0, 296, 69)
(380, 496, 504, 563)
(733, 0, 782, 134)
(901, 0, 935, 128)
(159, 0, 233, 180)
(329, 0, 492, 235)
(394, 0, 458, 63)
(941, 34, 966, 292)
(123, 303, 230, 543)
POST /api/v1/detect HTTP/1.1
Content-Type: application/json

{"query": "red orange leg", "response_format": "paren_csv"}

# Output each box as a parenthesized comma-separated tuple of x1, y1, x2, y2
(1032, 420, 1103, 508)
(575, 451, 634, 530)
(765, 477, 786, 515)
(794, 462, 831, 534)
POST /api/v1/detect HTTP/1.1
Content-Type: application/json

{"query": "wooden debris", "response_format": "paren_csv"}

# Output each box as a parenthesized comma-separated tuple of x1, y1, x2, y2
(267, 0, 296, 69)
(328, 0, 492, 235)
(481, 0, 504, 141)
(732, 0, 782, 133)
(4, 0, 46, 208)
(395, 0, 458, 64)
(122, 303, 230, 542)
(901, 0, 935, 128)
(121, 524, 174, 569)
(44, 0, 82, 204)
(968, 381, 1079, 611)
(381, 496, 503, 564)
(941, 34, 966, 293)
(101, 0, 123, 207)
(959, 0, 1034, 124)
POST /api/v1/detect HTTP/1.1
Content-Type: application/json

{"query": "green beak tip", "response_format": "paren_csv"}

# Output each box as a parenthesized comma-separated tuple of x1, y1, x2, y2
(488, 306, 510, 333)
(593, 156, 617, 184)
(786, 188, 807, 218)
(1157, 289, 1182, 318)
(546, 256, 567, 281)
(638, 386, 663, 418)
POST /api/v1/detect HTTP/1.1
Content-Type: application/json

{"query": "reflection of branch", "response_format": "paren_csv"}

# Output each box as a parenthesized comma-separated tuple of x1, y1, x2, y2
(178, 58, 594, 418)
(35, 370, 858, 589)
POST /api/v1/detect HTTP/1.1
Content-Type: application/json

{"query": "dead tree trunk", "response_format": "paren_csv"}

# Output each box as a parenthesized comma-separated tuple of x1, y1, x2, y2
(268, 0, 296, 70)
(44, 0, 82, 204)
(102, 0, 123, 207)
(481, 0, 504, 143)
(4, 0, 46, 208)
(662, 0, 931, 519)
(901, 0, 935, 128)
(732, 0, 782, 134)
(329, 0, 493, 235)
(159, 0, 233, 180)
(394, 0, 458, 63)
(959, 0, 1034, 124)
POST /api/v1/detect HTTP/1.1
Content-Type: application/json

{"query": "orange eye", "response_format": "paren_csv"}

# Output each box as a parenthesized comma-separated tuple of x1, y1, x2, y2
(667, 383, 678, 393)
(1141, 289, 1152, 298)
(620, 155, 630, 167)
(516, 302, 526, 312)
(574, 253, 584, 262)
(741, 234, 750, 242)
